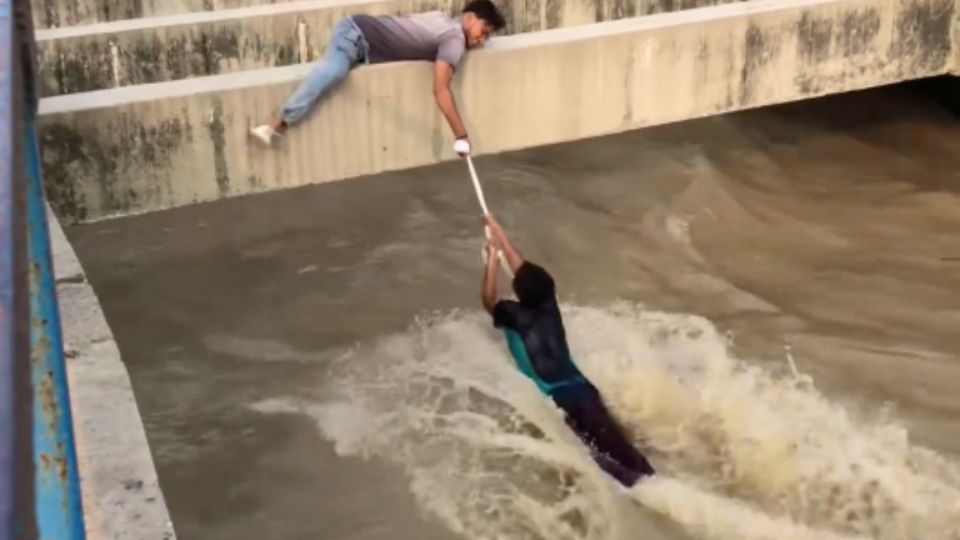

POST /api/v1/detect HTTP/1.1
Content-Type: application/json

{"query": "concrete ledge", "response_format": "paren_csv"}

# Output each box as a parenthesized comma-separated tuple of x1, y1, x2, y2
(35, 0, 741, 96)
(49, 205, 176, 539)
(32, 0, 738, 28)
(34, 0, 300, 29)
(39, 0, 960, 223)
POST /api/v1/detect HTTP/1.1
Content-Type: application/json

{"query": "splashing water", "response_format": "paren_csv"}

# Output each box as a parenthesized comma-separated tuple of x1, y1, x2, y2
(251, 303, 960, 540)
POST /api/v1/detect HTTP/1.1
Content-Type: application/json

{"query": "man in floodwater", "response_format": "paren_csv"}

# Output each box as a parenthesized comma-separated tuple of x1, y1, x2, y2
(480, 214, 656, 487)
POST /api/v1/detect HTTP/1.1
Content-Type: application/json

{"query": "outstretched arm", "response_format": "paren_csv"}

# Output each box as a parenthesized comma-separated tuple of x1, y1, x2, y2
(433, 61, 468, 143)
(484, 214, 524, 273)
(482, 239, 500, 314)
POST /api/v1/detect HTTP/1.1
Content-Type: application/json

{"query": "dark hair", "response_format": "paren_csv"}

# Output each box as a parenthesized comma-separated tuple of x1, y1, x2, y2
(512, 262, 555, 308)
(463, 0, 506, 31)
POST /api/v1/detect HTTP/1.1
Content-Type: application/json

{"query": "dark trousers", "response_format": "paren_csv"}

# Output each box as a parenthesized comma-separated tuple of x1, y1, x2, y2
(551, 382, 655, 487)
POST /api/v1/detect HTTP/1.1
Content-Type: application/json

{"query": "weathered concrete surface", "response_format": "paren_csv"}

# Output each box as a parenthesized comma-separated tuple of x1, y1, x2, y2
(36, 0, 742, 96)
(31, 0, 730, 27)
(49, 204, 176, 539)
(33, 0, 298, 28)
(954, 5, 960, 72)
(38, 0, 960, 223)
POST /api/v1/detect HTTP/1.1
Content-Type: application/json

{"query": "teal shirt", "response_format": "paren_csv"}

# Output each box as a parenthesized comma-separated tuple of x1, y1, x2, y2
(503, 328, 584, 396)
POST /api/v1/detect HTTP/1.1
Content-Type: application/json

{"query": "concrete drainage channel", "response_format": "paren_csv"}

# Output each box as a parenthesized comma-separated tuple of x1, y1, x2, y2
(43, 1, 752, 537)
(39, 0, 960, 537)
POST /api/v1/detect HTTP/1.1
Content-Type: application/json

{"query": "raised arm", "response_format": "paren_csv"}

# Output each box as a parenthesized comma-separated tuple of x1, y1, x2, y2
(483, 214, 524, 273)
(481, 239, 501, 314)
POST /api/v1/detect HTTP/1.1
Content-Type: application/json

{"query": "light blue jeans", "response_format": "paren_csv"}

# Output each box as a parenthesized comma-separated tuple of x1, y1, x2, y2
(282, 16, 369, 126)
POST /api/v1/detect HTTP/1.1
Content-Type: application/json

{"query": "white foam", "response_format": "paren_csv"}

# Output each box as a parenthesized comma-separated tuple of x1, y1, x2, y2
(251, 304, 960, 540)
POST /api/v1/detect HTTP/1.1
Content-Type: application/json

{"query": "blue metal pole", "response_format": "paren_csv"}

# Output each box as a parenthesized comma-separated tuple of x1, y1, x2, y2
(25, 90, 87, 539)
(0, 0, 17, 536)
(1, 0, 37, 538)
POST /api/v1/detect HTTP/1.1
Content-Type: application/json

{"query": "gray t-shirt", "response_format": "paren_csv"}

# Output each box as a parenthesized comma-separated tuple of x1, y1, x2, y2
(352, 11, 466, 67)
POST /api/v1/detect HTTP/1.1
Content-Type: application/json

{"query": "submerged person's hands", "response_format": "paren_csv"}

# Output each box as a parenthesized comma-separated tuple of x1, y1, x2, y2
(483, 213, 506, 243)
(485, 238, 499, 261)
(483, 237, 501, 267)
(481, 213, 523, 274)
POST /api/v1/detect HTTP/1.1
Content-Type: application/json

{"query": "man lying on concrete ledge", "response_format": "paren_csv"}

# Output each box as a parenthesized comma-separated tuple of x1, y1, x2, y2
(250, 0, 506, 157)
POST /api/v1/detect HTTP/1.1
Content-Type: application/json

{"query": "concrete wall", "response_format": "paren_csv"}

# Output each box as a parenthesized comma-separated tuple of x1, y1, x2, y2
(39, 0, 960, 224)
(36, 0, 742, 96)
(31, 0, 727, 28)
(33, 0, 296, 28)
(49, 205, 176, 539)
(954, 5, 960, 73)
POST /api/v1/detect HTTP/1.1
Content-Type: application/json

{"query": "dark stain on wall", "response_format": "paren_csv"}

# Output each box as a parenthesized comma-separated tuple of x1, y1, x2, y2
(126, 35, 168, 85)
(797, 12, 834, 64)
(837, 9, 882, 57)
(888, 0, 954, 72)
(198, 26, 242, 75)
(597, 0, 637, 25)
(39, 123, 93, 222)
(208, 99, 231, 197)
(41, 41, 114, 96)
(35, 0, 145, 28)
(39, 113, 190, 223)
(738, 24, 781, 105)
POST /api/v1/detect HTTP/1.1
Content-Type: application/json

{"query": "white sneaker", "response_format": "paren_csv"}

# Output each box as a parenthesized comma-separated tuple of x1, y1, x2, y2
(250, 124, 279, 147)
